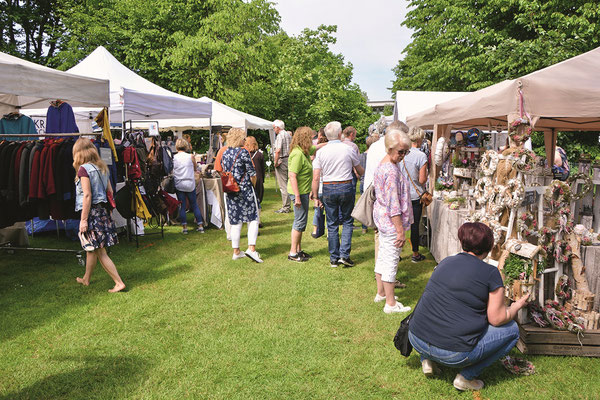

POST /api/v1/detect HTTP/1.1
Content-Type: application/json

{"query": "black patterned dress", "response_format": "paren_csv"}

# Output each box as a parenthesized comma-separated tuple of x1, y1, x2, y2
(221, 147, 257, 224)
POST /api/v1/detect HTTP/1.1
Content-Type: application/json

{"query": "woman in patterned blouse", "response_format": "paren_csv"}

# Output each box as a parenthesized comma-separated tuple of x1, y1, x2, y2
(372, 129, 414, 314)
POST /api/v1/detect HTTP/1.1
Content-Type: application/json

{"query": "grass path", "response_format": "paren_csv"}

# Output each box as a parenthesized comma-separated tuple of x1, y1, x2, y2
(0, 177, 598, 399)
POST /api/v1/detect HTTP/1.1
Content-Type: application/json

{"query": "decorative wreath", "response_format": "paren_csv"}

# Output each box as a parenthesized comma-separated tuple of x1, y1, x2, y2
(544, 180, 571, 209)
(555, 275, 572, 301)
(553, 240, 573, 264)
(517, 211, 539, 238)
(474, 177, 493, 205)
(480, 150, 499, 176)
(567, 173, 593, 201)
(470, 211, 504, 244)
(500, 356, 536, 376)
(509, 117, 533, 143)
(512, 148, 537, 172)
(500, 178, 526, 209)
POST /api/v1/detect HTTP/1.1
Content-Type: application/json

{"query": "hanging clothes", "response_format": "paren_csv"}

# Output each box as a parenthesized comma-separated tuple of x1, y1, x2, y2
(0, 113, 37, 141)
(46, 101, 79, 134)
(95, 108, 118, 161)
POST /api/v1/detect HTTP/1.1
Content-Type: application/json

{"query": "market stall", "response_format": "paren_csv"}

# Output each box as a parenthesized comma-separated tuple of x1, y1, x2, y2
(0, 51, 110, 263)
(407, 46, 600, 356)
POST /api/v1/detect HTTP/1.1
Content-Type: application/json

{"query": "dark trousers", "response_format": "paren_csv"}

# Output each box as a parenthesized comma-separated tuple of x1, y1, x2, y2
(410, 199, 423, 253)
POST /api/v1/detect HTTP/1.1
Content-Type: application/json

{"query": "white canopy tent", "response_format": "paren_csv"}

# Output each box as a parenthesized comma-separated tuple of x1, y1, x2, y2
(393, 90, 470, 123)
(0, 51, 109, 115)
(65, 46, 211, 124)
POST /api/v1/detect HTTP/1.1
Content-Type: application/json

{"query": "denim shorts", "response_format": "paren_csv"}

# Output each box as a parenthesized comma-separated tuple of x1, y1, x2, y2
(290, 193, 310, 232)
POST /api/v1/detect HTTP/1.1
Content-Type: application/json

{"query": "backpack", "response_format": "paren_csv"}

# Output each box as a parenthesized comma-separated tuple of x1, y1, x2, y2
(123, 147, 142, 180)
(160, 145, 174, 175)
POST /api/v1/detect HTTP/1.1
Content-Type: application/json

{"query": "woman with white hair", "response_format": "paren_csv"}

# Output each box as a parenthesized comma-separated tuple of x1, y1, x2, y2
(400, 126, 429, 263)
(372, 129, 413, 313)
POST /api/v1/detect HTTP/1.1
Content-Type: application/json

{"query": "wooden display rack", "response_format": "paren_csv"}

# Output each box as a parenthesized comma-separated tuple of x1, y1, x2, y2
(517, 323, 600, 357)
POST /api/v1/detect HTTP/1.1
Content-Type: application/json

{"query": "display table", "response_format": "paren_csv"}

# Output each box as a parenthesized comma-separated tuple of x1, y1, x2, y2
(428, 198, 469, 262)
(428, 197, 600, 312)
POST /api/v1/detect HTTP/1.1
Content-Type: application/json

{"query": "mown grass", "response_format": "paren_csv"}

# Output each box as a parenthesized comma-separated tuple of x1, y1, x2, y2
(0, 177, 599, 399)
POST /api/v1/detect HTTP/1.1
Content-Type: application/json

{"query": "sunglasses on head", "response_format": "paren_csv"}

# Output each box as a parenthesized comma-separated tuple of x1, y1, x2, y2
(396, 149, 408, 156)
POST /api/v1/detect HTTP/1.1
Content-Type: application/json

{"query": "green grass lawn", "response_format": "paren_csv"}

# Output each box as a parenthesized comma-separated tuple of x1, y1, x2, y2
(1, 176, 598, 399)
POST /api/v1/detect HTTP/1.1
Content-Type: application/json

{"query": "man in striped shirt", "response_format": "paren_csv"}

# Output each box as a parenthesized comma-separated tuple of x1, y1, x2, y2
(273, 119, 292, 213)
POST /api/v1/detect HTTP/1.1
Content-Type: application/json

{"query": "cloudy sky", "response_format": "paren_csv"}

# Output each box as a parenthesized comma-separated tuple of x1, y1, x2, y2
(273, 0, 414, 101)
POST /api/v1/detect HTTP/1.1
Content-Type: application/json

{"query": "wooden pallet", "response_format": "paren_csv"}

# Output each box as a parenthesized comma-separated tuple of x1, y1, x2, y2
(517, 323, 600, 357)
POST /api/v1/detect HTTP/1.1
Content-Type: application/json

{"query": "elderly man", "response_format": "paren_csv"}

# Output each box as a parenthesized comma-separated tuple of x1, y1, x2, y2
(273, 119, 292, 213)
(312, 121, 364, 268)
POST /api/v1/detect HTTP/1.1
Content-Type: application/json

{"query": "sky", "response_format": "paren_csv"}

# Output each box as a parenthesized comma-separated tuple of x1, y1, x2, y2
(273, 0, 414, 101)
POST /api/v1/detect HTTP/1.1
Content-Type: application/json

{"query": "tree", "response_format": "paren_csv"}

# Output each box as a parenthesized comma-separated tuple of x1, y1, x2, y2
(393, 0, 600, 92)
(0, 0, 65, 64)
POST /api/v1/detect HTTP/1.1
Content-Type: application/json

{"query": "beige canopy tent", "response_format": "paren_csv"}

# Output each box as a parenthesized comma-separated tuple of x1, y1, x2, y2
(407, 45, 600, 167)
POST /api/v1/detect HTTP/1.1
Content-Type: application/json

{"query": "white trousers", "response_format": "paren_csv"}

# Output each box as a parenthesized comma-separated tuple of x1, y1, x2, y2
(374, 231, 401, 282)
(231, 220, 259, 249)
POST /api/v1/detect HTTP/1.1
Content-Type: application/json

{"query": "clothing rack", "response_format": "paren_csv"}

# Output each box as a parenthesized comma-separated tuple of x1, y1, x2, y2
(0, 133, 103, 137)
(0, 131, 104, 265)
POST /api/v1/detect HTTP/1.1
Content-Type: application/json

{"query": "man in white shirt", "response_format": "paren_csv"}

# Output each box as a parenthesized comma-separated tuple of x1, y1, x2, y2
(312, 121, 364, 268)
(273, 119, 292, 213)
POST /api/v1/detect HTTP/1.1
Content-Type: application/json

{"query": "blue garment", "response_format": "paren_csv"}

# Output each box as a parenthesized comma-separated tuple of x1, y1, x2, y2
(551, 147, 570, 181)
(409, 253, 504, 352)
(176, 188, 204, 226)
(75, 163, 108, 211)
(290, 193, 309, 232)
(409, 321, 519, 380)
(46, 102, 79, 134)
(0, 114, 37, 140)
(322, 182, 355, 263)
(221, 147, 257, 225)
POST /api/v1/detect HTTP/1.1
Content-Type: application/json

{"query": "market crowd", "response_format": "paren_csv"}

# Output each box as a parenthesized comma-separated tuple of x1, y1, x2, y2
(70, 116, 538, 392)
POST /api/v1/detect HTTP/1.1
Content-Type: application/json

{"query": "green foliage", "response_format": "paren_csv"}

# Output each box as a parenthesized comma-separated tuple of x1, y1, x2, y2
(382, 104, 394, 116)
(504, 254, 533, 281)
(531, 131, 600, 162)
(393, 0, 600, 92)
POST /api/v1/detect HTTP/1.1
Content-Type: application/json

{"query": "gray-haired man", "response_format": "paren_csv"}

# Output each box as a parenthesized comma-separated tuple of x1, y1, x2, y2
(273, 119, 292, 213)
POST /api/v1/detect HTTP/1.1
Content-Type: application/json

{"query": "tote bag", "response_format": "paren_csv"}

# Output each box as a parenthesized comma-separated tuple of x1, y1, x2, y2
(351, 184, 376, 228)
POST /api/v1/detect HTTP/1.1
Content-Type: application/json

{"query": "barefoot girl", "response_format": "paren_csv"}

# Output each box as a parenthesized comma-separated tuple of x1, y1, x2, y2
(73, 138, 125, 292)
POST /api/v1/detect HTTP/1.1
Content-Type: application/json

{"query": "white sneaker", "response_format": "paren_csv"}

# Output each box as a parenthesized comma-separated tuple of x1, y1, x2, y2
(453, 374, 484, 391)
(232, 251, 246, 260)
(422, 359, 440, 377)
(383, 302, 411, 314)
(374, 294, 398, 303)
(245, 249, 263, 263)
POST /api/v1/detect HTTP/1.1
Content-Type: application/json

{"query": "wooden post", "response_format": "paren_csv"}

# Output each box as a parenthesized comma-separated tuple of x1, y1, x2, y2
(544, 128, 557, 168)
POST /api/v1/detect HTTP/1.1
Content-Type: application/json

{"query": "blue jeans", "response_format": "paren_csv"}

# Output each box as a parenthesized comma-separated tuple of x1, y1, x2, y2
(322, 182, 354, 262)
(290, 193, 309, 232)
(408, 321, 519, 380)
(176, 189, 204, 226)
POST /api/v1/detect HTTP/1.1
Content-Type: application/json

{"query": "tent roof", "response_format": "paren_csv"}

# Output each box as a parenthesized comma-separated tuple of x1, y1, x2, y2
(142, 96, 273, 131)
(0, 51, 109, 115)
(407, 46, 600, 131)
(393, 91, 470, 122)
(67, 46, 211, 121)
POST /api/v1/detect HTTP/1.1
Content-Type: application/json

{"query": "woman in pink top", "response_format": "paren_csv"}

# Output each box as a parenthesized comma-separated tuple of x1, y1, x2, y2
(372, 129, 413, 314)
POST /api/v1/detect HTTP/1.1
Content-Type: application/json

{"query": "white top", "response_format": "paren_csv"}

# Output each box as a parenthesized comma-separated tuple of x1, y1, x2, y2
(312, 140, 360, 182)
(400, 148, 428, 201)
(173, 151, 196, 192)
(364, 138, 387, 189)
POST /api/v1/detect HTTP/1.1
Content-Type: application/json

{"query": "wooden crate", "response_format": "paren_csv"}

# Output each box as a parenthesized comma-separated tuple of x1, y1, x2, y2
(517, 323, 600, 357)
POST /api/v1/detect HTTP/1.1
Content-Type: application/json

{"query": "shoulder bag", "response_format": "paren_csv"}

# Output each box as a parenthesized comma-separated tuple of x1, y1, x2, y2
(393, 295, 422, 357)
(403, 159, 433, 207)
(221, 149, 245, 193)
(351, 183, 376, 228)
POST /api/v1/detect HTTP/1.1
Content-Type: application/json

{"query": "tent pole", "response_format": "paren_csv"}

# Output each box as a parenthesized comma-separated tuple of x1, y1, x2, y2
(121, 107, 125, 140)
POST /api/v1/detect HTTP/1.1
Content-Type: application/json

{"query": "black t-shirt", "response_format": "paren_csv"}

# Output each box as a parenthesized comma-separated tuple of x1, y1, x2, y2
(409, 253, 504, 352)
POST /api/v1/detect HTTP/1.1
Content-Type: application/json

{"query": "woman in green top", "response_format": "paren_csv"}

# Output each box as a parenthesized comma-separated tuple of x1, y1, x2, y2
(287, 126, 317, 262)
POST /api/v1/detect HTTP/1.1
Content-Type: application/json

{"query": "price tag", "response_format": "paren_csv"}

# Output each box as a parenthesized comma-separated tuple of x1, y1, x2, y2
(100, 147, 113, 165)
(521, 190, 538, 207)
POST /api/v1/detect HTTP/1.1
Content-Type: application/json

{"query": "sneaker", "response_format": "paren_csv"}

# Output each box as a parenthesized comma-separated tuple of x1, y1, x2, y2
(288, 253, 308, 262)
(182, 228, 188, 235)
(383, 302, 412, 314)
(394, 280, 407, 289)
(338, 257, 355, 267)
(411, 254, 426, 263)
(196, 226, 205, 233)
(282, 208, 292, 213)
(232, 251, 246, 260)
(374, 294, 398, 303)
(245, 249, 263, 263)
(453, 374, 484, 391)
(298, 250, 312, 259)
(329, 259, 339, 268)
(422, 359, 440, 377)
